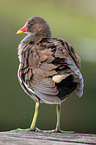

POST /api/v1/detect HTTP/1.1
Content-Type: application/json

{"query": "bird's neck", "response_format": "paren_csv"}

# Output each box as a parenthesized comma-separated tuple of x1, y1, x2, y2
(21, 35, 34, 44)
(21, 33, 51, 44)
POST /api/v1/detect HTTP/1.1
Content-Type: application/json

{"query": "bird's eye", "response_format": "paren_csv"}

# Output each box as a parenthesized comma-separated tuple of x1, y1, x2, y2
(30, 23, 34, 25)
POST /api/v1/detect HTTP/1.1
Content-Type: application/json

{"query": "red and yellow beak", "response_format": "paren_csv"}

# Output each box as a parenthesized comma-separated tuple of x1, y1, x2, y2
(16, 22, 28, 34)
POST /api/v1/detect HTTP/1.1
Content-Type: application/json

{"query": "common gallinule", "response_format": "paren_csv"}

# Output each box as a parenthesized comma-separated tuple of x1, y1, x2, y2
(17, 16, 84, 132)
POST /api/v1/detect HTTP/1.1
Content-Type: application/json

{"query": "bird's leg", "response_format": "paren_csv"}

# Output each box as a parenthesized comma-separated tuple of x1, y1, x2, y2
(17, 102, 40, 132)
(52, 104, 74, 133)
(43, 103, 74, 133)
(55, 103, 61, 132)
(43, 103, 62, 133)
(54, 104, 74, 133)
(30, 101, 40, 131)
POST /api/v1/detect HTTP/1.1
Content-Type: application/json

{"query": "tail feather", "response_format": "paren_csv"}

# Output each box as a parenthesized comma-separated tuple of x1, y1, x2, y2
(66, 56, 84, 97)
(76, 73, 84, 97)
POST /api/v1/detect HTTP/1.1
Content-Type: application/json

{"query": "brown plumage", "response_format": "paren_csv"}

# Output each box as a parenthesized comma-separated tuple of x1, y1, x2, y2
(17, 16, 84, 132)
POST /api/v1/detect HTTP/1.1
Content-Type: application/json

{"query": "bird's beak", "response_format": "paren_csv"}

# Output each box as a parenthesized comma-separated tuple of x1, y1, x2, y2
(16, 22, 28, 34)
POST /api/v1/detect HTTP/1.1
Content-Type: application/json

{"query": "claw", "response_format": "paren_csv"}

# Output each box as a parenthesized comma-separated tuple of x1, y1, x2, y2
(43, 129, 75, 133)
(16, 127, 42, 132)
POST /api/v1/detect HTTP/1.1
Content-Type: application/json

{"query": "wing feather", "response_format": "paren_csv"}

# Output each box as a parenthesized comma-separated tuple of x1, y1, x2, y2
(18, 37, 84, 104)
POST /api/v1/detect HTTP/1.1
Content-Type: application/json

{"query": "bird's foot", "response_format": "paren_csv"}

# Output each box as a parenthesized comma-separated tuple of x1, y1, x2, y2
(16, 128, 74, 133)
(43, 128, 75, 133)
(16, 127, 42, 132)
(43, 129, 63, 133)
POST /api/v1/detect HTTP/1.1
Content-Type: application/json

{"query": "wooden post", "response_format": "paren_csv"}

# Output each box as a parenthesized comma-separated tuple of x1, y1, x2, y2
(0, 129, 96, 144)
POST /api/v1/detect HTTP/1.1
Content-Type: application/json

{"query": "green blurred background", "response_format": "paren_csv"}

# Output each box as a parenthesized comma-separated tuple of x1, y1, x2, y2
(0, 0, 96, 134)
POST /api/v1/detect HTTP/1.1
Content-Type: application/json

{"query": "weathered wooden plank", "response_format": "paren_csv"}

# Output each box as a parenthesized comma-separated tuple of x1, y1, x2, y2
(0, 129, 96, 145)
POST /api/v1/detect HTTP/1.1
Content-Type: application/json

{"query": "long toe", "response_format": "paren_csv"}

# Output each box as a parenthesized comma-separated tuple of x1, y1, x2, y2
(43, 129, 75, 133)
(16, 127, 42, 132)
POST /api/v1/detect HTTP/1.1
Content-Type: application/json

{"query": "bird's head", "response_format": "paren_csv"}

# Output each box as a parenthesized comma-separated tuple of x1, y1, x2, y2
(17, 16, 52, 38)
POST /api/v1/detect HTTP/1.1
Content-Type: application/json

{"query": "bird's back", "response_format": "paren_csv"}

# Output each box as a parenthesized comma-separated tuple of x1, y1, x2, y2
(18, 37, 84, 104)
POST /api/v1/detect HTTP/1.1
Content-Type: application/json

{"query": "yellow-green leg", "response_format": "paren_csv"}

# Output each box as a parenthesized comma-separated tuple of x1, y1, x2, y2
(30, 101, 40, 131)
(43, 103, 62, 133)
(55, 103, 61, 132)
(54, 104, 74, 133)
(17, 101, 40, 132)
(43, 103, 74, 133)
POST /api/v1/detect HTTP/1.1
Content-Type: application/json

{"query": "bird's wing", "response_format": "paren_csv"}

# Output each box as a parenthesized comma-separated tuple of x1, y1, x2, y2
(37, 38, 84, 97)
(19, 37, 84, 104)
(19, 42, 61, 104)
(53, 38, 84, 97)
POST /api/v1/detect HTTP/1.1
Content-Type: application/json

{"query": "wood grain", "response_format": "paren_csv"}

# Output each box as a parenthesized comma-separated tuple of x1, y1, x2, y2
(0, 129, 96, 145)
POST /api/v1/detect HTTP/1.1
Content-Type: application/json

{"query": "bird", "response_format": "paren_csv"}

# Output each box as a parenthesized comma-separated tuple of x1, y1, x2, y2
(16, 16, 84, 132)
